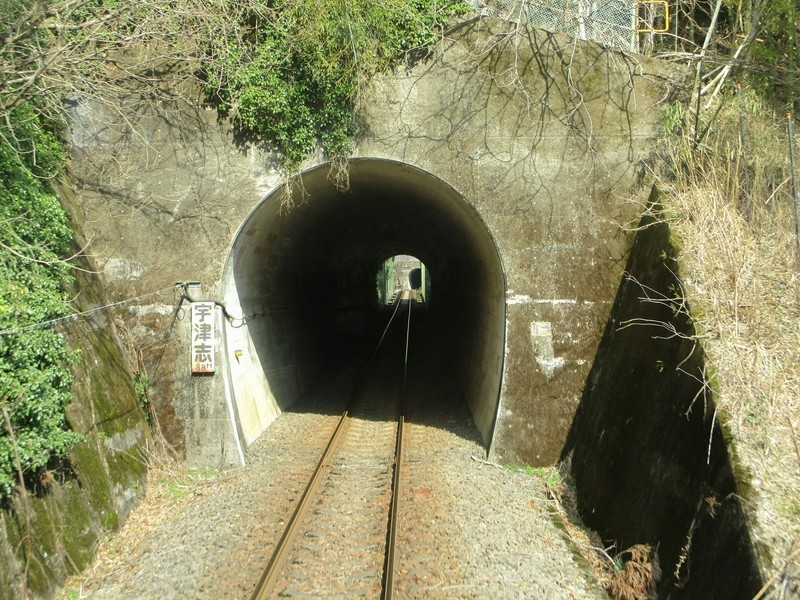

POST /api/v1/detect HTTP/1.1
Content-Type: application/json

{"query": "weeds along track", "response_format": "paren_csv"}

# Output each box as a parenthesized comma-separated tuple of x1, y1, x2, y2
(250, 292, 415, 599)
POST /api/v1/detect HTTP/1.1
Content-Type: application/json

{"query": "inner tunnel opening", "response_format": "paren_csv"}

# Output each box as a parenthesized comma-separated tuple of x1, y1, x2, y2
(222, 159, 506, 449)
(376, 255, 429, 305)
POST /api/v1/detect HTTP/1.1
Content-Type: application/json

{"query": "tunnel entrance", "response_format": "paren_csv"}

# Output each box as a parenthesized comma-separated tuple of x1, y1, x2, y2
(221, 159, 506, 449)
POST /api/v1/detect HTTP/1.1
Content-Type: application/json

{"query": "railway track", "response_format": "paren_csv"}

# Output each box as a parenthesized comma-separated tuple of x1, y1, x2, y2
(250, 292, 415, 599)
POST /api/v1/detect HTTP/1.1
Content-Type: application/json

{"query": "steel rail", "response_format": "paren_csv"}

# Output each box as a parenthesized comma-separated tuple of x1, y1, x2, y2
(250, 293, 413, 600)
(373, 289, 406, 360)
(381, 293, 412, 599)
(249, 406, 352, 600)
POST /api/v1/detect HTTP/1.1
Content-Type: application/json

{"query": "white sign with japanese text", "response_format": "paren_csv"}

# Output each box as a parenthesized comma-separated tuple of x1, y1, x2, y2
(191, 301, 216, 374)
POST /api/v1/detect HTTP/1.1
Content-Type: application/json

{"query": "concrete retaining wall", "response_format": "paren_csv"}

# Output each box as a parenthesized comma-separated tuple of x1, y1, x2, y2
(563, 194, 763, 597)
(66, 18, 684, 467)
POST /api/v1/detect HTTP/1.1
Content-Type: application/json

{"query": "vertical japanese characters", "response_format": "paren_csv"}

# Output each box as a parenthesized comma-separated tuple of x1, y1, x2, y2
(191, 302, 216, 374)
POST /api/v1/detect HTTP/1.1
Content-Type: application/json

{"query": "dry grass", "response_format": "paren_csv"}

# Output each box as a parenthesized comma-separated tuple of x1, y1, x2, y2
(606, 544, 661, 600)
(544, 468, 614, 591)
(654, 94, 800, 597)
(58, 454, 235, 598)
(543, 462, 662, 599)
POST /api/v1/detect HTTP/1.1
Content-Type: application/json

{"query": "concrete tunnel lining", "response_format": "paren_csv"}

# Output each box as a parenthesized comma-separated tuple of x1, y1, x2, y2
(220, 158, 507, 448)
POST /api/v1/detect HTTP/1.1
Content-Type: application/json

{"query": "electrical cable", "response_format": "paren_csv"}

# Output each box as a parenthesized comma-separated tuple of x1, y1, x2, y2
(0, 279, 256, 338)
(174, 282, 247, 328)
(0, 284, 176, 337)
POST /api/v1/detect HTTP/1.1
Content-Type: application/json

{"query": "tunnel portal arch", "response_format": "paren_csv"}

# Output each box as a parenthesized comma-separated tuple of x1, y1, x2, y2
(220, 158, 506, 449)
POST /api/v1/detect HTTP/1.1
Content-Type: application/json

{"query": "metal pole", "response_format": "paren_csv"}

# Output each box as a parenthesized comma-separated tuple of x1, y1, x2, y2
(788, 112, 800, 265)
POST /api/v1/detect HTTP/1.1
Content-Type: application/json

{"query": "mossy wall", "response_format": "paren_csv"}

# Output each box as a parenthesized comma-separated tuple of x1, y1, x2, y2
(0, 187, 151, 599)
(562, 189, 763, 598)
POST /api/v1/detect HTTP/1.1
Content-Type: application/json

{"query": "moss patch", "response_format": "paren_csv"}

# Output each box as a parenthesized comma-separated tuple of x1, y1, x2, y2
(0, 216, 151, 595)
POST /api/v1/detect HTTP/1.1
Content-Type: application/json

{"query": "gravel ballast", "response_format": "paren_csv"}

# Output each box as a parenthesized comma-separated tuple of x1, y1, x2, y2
(70, 389, 606, 599)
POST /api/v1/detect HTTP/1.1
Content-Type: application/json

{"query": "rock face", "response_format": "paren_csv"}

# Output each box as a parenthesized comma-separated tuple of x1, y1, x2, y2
(65, 18, 685, 469)
(0, 211, 151, 598)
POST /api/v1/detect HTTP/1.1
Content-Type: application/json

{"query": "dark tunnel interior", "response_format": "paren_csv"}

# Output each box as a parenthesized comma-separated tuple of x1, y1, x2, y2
(222, 159, 506, 446)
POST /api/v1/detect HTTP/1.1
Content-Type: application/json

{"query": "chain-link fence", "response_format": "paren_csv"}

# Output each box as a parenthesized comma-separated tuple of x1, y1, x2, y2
(477, 0, 637, 52)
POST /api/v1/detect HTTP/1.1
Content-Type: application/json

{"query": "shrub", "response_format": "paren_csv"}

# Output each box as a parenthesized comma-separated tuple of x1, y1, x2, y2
(204, 0, 471, 170)
(0, 103, 80, 501)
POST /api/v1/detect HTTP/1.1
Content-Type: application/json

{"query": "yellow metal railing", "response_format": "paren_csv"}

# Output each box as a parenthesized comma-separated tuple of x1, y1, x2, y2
(638, 0, 670, 34)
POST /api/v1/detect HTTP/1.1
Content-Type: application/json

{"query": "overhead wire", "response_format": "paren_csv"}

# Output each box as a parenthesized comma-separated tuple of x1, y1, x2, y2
(0, 284, 176, 337)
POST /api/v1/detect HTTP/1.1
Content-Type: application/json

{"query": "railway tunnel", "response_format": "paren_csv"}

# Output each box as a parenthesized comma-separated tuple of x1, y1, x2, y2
(220, 158, 506, 449)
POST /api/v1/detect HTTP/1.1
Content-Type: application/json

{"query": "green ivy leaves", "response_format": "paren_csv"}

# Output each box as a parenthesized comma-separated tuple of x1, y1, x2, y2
(204, 0, 470, 170)
(0, 103, 79, 501)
